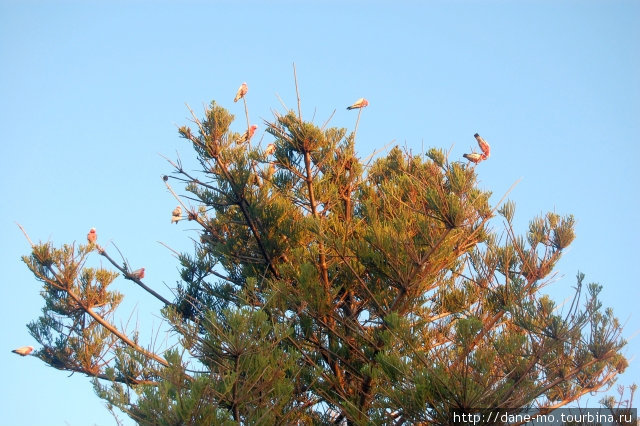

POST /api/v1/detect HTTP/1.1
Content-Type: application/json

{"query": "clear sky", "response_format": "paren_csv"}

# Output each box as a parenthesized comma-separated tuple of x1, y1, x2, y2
(1, 1, 638, 424)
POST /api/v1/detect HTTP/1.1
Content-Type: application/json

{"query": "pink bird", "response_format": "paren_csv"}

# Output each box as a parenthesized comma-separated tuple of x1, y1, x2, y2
(463, 153, 484, 164)
(474, 133, 491, 160)
(12, 346, 34, 356)
(238, 125, 258, 144)
(130, 268, 145, 280)
(171, 206, 182, 224)
(347, 98, 369, 110)
(264, 143, 276, 156)
(87, 228, 97, 244)
(234, 82, 248, 102)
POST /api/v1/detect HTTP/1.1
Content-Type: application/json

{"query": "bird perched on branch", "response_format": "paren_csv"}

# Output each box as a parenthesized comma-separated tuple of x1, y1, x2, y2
(266, 162, 276, 178)
(234, 82, 248, 102)
(87, 228, 97, 244)
(238, 125, 258, 144)
(474, 133, 491, 160)
(171, 206, 182, 224)
(463, 153, 484, 164)
(347, 98, 369, 110)
(11, 346, 34, 356)
(130, 268, 145, 280)
(264, 143, 276, 156)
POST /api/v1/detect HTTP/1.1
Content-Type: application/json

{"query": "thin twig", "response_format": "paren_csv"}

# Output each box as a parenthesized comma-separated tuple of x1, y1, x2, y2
(293, 62, 302, 123)
(353, 107, 363, 142)
(320, 109, 336, 131)
(16, 222, 35, 247)
(98, 247, 173, 306)
(243, 96, 251, 149)
(157, 240, 181, 258)
(274, 93, 289, 112)
(110, 241, 130, 271)
(361, 139, 396, 166)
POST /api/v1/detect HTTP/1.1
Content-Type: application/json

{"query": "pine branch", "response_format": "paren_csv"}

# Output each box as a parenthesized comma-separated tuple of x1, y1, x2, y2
(36, 351, 158, 386)
(170, 119, 281, 279)
(97, 247, 173, 306)
(18, 225, 193, 380)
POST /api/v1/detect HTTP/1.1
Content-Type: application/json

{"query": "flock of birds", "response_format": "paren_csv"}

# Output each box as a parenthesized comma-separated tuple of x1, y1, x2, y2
(85, 228, 145, 279)
(231, 82, 370, 145)
(463, 133, 491, 164)
(232, 82, 490, 164)
(10, 84, 491, 359)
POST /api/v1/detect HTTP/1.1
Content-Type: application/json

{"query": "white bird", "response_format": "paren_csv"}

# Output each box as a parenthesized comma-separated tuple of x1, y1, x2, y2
(12, 346, 34, 356)
(234, 82, 248, 102)
(171, 206, 182, 224)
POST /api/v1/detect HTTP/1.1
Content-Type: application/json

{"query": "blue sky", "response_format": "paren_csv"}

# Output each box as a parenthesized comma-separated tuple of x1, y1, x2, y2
(1, 1, 638, 424)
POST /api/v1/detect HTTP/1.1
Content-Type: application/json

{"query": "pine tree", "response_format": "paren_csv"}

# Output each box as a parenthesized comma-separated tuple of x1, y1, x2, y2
(19, 88, 627, 425)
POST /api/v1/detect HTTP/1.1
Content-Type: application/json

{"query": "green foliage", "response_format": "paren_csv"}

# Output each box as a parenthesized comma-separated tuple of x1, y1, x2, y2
(20, 96, 627, 425)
